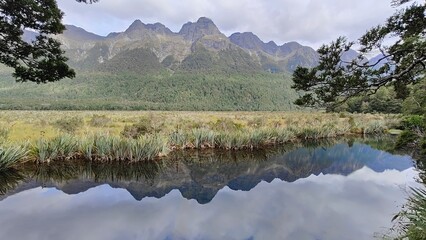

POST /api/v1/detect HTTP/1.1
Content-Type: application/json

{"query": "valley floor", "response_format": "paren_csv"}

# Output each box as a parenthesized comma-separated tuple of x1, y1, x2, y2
(0, 110, 401, 165)
(0, 110, 399, 143)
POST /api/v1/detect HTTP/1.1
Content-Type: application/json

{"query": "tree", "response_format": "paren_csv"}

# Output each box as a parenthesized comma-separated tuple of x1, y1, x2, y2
(292, 0, 426, 108)
(402, 77, 426, 115)
(0, 0, 96, 83)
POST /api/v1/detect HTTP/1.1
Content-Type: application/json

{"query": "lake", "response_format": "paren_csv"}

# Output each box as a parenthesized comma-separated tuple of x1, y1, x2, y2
(0, 138, 419, 240)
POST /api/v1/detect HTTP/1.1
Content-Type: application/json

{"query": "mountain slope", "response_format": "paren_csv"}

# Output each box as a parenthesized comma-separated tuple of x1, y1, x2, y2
(52, 17, 321, 75)
(229, 32, 319, 72)
(1, 17, 333, 111)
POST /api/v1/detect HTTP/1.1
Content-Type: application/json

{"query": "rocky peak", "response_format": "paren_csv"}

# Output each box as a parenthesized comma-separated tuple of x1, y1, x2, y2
(229, 32, 278, 55)
(145, 22, 173, 35)
(106, 32, 120, 38)
(63, 24, 104, 41)
(229, 32, 262, 49)
(125, 19, 146, 33)
(178, 17, 222, 42)
(276, 41, 304, 57)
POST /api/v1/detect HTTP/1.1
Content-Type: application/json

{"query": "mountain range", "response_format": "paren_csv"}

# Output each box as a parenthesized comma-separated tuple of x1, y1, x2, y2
(0, 17, 362, 110)
(53, 17, 322, 73)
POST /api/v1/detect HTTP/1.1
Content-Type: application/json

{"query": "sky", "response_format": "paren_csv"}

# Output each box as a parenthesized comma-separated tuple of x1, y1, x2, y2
(56, 0, 400, 49)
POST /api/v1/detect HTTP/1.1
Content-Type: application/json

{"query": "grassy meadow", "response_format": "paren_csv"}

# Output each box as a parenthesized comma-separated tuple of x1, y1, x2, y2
(0, 110, 401, 166)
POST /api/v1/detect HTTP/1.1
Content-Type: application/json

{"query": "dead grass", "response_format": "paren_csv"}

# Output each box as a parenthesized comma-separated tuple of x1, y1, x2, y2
(0, 110, 401, 144)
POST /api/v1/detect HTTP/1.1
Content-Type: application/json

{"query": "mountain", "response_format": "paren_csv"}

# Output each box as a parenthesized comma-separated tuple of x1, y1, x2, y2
(179, 17, 223, 42)
(52, 17, 322, 74)
(0, 17, 362, 111)
(369, 53, 394, 70)
(229, 33, 319, 72)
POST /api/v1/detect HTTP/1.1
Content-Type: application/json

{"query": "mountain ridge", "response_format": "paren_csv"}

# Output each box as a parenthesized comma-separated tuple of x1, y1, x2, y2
(0, 17, 366, 111)
(52, 17, 321, 73)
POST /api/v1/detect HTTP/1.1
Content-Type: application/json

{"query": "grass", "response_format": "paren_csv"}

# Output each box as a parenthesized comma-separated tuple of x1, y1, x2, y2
(0, 145, 28, 171)
(388, 187, 426, 240)
(0, 110, 402, 166)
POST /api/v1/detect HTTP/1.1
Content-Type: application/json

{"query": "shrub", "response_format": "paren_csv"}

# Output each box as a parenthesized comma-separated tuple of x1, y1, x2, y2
(395, 130, 419, 149)
(89, 115, 111, 127)
(121, 117, 160, 139)
(401, 115, 425, 130)
(211, 118, 244, 132)
(53, 117, 83, 134)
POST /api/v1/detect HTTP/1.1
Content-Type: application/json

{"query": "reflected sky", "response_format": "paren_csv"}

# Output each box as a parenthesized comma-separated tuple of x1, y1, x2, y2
(0, 167, 419, 240)
(0, 139, 420, 240)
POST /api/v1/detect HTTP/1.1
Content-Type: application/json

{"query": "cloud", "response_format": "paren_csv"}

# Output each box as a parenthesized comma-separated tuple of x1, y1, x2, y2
(0, 167, 419, 240)
(56, 0, 396, 49)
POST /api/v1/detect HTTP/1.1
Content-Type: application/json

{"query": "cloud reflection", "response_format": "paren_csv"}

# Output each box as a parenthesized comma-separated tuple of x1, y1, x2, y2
(0, 167, 419, 240)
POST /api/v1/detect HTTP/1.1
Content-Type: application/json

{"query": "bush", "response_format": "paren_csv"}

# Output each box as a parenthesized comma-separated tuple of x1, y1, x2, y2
(210, 118, 244, 131)
(53, 117, 84, 134)
(121, 117, 160, 139)
(395, 130, 419, 149)
(401, 115, 425, 130)
(89, 115, 111, 127)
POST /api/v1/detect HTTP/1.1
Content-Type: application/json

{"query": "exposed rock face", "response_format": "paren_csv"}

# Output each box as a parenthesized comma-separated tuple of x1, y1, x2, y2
(179, 17, 222, 42)
(40, 17, 363, 74)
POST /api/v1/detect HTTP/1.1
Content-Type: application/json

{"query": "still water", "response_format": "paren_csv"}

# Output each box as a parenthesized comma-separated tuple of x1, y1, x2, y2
(0, 139, 419, 240)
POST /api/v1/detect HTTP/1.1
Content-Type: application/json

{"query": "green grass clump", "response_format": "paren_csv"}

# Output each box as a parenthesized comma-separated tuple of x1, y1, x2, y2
(30, 135, 78, 163)
(0, 145, 27, 170)
(191, 128, 215, 148)
(169, 130, 189, 149)
(392, 187, 426, 239)
(92, 134, 168, 162)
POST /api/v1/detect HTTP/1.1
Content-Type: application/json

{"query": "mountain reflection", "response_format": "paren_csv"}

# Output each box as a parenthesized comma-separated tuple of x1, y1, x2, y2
(0, 138, 414, 204)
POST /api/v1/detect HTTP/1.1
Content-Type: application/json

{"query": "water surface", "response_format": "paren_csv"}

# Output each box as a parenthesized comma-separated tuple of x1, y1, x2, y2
(0, 139, 418, 240)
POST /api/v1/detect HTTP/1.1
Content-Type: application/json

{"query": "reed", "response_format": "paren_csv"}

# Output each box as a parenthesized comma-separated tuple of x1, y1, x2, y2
(191, 128, 215, 149)
(30, 139, 53, 163)
(0, 111, 400, 165)
(0, 145, 27, 170)
(169, 130, 189, 149)
(391, 187, 426, 239)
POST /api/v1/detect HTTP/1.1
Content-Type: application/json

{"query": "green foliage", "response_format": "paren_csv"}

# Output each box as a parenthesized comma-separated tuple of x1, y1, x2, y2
(292, 1, 426, 108)
(0, 71, 298, 111)
(0, 0, 77, 83)
(98, 48, 165, 74)
(0, 145, 27, 170)
(401, 115, 425, 130)
(30, 135, 78, 163)
(191, 128, 215, 148)
(330, 87, 402, 113)
(402, 78, 426, 115)
(396, 130, 421, 149)
(392, 187, 426, 239)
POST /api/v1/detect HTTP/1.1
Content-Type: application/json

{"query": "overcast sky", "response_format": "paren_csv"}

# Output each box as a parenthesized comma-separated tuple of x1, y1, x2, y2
(57, 0, 400, 49)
